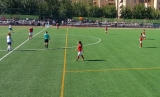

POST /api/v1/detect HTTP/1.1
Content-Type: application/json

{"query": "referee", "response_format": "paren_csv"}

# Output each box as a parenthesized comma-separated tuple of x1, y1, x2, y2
(44, 31, 50, 49)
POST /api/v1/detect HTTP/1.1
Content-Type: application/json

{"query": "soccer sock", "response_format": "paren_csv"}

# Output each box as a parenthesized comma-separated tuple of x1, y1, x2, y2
(140, 44, 142, 47)
(45, 44, 46, 48)
(8, 45, 11, 50)
(76, 56, 80, 60)
(47, 44, 48, 48)
(7, 46, 9, 50)
(81, 55, 84, 59)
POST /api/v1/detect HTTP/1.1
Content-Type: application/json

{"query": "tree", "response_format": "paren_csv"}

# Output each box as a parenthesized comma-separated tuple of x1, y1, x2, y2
(121, 6, 132, 19)
(59, 0, 73, 20)
(132, 4, 146, 19)
(72, 2, 88, 17)
(102, 5, 116, 18)
(88, 6, 103, 17)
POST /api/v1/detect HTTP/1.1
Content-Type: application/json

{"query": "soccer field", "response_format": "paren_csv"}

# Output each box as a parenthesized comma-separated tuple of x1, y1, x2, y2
(0, 26, 160, 97)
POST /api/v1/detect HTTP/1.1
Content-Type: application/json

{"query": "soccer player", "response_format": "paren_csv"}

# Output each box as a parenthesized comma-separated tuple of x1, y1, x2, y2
(7, 32, 13, 51)
(139, 33, 143, 48)
(28, 27, 33, 40)
(44, 31, 50, 49)
(105, 26, 108, 34)
(56, 23, 59, 29)
(142, 29, 146, 40)
(9, 25, 13, 33)
(75, 41, 84, 61)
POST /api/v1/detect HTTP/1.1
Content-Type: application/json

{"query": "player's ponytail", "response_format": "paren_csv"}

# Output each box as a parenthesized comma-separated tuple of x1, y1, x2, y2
(79, 41, 82, 48)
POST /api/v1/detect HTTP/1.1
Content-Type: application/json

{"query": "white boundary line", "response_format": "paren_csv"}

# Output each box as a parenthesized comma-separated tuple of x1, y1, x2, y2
(0, 27, 48, 61)
(0, 34, 101, 52)
(50, 34, 101, 49)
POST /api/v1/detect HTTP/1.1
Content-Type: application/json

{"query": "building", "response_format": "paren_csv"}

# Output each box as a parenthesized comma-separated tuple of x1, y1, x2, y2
(116, 0, 160, 18)
(72, 0, 160, 17)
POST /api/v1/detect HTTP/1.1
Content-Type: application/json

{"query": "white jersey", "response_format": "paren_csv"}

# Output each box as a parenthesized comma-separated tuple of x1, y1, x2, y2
(9, 25, 12, 29)
(7, 36, 12, 42)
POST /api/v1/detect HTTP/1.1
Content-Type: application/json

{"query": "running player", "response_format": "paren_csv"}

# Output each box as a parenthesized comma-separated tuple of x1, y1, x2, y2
(105, 26, 108, 34)
(139, 33, 143, 48)
(75, 41, 84, 61)
(7, 32, 13, 51)
(56, 23, 59, 29)
(9, 25, 13, 33)
(142, 29, 146, 40)
(28, 27, 33, 40)
(44, 31, 50, 49)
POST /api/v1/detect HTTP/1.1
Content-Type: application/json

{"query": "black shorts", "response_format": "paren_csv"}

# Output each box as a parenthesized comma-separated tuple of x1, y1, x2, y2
(44, 39, 49, 43)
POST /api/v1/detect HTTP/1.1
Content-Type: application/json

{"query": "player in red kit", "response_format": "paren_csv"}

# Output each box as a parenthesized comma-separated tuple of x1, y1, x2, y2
(142, 29, 146, 40)
(105, 26, 108, 34)
(75, 41, 84, 61)
(28, 27, 33, 40)
(139, 33, 143, 48)
(56, 23, 59, 29)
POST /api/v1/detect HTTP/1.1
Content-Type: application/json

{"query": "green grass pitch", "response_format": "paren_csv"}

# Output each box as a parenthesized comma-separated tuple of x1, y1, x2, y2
(0, 26, 160, 97)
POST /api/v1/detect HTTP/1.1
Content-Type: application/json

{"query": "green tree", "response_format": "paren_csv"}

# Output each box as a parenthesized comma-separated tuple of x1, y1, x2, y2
(59, 0, 73, 19)
(121, 6, 132, 19)
(132, 4, 146, 19)
(102, 5, 116, 18)
(88, 6, 103, 17)
(72, 2, 88, 17)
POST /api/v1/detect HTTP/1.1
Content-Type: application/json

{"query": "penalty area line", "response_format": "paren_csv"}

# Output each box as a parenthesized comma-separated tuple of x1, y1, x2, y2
(0, 27, 48, 62)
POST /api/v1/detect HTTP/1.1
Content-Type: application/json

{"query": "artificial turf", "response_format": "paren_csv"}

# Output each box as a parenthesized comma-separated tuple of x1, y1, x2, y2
(0, 26, 160, 97)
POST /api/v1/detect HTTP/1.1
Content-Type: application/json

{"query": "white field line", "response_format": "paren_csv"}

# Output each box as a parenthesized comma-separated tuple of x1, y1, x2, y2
(0, 34, 101, 52)
(0, 27, 48, 61)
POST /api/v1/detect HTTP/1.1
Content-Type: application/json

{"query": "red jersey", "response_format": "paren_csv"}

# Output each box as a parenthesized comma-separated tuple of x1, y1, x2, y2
(140, 36, 143, 41)
(29, 28, 33, 32)
(106, 27, 108, 31)
(77, 44, 82, 52)
(56, 23, 59, 26)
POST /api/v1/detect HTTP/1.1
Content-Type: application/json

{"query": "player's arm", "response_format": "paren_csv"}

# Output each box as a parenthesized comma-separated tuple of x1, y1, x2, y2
(75, 46, 78, 51)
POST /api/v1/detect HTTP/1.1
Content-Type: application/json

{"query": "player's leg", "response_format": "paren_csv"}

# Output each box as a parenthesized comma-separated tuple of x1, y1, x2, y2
(7, 43, 11, 51)
(81, 54, 84, 61)
(140, 41, 142, 48)
(76, 52, 81, 61)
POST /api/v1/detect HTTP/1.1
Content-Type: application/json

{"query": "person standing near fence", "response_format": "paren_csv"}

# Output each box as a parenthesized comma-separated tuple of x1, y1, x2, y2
(44, 31, 50, 50)
(75, 41, 84, 61)
(56, 23, 59, 29)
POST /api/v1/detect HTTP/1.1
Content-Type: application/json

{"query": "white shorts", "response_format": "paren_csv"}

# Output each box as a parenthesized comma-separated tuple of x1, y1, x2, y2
(140, 41, 142, 43)
(78, 51, 83, 56)
(143, 34, 145, 37)
(29, 32, 33, 36)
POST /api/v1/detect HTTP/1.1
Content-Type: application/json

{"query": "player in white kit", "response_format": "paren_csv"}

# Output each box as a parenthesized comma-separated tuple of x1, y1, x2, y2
(9, 25, 13, 33)
(7, 33, 13, 51)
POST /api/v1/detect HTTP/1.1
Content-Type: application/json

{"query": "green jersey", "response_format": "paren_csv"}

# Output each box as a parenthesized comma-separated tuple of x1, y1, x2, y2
(44, 33, 50, 39)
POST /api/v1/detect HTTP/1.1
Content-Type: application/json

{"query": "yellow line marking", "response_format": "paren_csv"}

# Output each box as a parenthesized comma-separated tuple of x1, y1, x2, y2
(60, 27, 68, 97)
(66, 67, 160, 73)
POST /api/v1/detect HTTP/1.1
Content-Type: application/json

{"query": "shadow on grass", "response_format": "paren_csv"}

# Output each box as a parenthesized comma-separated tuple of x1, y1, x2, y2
(108, 34, 116, 35)
(84, 59, 106, 62)
(144, 47, 158, 48)
(146, 39, 155, 40)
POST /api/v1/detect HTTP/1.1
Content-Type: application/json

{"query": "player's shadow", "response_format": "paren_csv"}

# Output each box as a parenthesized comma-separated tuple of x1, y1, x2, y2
(84, 59, 106, 62)
(108, 34, 116, 35)
(33, 38, 44, 39)
(146, 39, 155, 40)
(144, 47, 158, 48)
